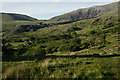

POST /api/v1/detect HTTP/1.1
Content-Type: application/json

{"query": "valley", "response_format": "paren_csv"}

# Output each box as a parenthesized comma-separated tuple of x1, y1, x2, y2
(1, 2, 120, 79)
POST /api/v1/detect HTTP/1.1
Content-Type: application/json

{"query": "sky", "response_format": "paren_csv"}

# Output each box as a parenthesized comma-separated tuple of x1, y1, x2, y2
(1, 0, 119, 2)
(1, 0, 119, 20)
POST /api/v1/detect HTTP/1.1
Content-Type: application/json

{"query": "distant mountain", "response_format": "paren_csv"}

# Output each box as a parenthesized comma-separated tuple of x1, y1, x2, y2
(1, 13, 38, 21)
(49, 2, 118, 21)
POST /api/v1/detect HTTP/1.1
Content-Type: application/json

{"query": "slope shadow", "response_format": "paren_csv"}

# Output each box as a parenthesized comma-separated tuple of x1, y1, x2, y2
(2, 54, 120, 62)
(2, 55, 45, 62)
(46, 54, 120, 59)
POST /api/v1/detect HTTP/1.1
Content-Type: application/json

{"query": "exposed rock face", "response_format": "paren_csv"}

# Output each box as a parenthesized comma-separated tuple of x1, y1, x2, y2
(49, 2, 118, 21)
(50, 8, 102, 21)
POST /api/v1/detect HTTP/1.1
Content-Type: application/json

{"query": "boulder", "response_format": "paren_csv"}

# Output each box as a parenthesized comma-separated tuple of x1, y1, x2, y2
(70, 52, 76, 56)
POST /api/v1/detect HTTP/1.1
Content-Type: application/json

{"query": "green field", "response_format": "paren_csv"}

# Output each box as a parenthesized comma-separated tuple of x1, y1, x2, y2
(2, 55, 120, 79)
(1, 2, 120, 79)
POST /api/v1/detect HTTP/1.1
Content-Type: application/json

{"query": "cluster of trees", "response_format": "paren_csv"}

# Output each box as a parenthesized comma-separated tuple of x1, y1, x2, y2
(2, 32, 82, 56)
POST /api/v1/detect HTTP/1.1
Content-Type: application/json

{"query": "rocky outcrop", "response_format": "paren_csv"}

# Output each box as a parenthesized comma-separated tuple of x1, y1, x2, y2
(49, 2, 118, 21)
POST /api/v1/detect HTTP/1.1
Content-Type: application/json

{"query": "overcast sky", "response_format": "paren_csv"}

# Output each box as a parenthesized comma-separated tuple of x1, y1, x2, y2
(1, 0, 119, 2)
(1, 0, 119, 20)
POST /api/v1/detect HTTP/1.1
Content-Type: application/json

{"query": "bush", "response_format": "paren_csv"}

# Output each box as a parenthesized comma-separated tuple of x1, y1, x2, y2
(89, 29, 97, 34)
(25, 48, 46, 57)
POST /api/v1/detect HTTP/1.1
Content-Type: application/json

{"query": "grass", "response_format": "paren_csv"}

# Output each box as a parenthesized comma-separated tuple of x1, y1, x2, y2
(2, 3, 119, 79)
(2, 55, 120, 79)
(2, 20, 40, 32)
(10, 42, 26, 47)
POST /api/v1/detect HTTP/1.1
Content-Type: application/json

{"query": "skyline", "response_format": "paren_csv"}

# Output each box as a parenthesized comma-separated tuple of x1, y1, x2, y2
(1, 2, 118, 20)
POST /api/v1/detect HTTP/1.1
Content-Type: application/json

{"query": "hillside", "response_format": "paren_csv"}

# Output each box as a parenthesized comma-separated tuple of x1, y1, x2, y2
(1, 13, 38, 21)
(3, 8, 119, 56)
(2, 2, 120, 79)
(1, 13, 39, 32)
(49, 2, 118, 21)
(4, 23, 50, 35)
(2, 2, 118, 33)
(2, 8, 119, 79)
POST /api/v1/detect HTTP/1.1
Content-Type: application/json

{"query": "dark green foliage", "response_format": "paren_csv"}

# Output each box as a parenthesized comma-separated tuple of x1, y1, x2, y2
(1, 2, 119, 79)
(89, 29, 97, 34)
(71, 31, 77, 37)
(2, 42, 15, 55)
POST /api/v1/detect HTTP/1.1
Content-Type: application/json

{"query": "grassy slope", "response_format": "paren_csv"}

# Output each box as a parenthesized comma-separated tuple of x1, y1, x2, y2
(1, 13, 39, 32)
(1, 13, 37, 21)
(2, 21, 38, 32)
(49, 2, 118, 21)
(2, 56, 120, 78)
(2, 8, 120, 79)
(2, 2, 120, 79)
(3, 10, 119, 55)
(2, 2, 118, 32)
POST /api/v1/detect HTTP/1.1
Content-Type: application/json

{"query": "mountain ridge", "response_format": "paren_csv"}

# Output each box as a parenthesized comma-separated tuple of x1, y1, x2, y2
(2, 2, 119, 35)
(49, 2, 118, 21)
(1, 13, 38, 21)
